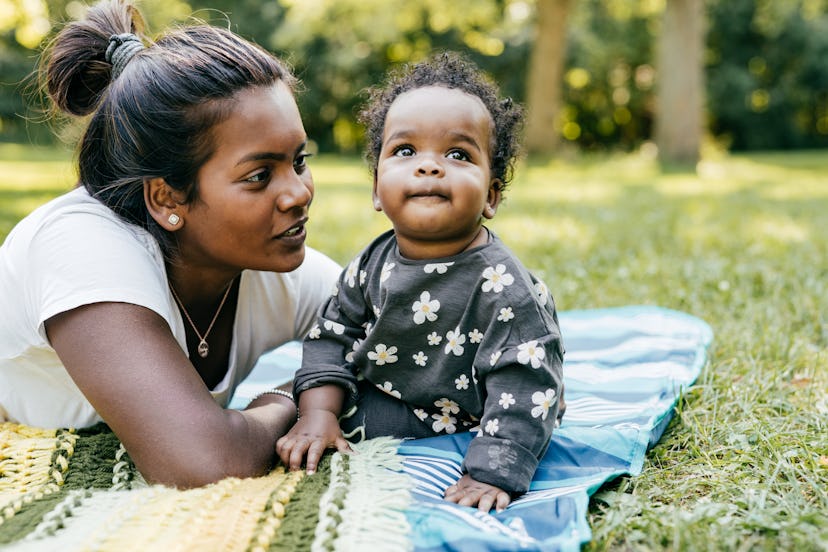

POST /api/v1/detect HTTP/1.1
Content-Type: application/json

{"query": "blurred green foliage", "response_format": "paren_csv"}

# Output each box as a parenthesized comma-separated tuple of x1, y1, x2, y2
(707, 0, 828, 150)
(1, 0, 826, 152)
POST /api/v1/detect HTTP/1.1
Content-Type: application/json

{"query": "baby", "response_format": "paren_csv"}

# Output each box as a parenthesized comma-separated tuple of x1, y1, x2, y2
(278, 52, 565, 512)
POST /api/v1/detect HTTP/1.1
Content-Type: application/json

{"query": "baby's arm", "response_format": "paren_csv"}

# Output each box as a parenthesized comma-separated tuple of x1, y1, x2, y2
(445, 474, 512, 512)
(276, 384, 350, 473)
(462, 334, 564, 501)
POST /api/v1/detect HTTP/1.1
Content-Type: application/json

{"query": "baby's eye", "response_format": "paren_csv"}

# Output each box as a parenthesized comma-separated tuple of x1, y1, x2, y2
(393, 146, 415, 157)
(446, 149, 470, 161)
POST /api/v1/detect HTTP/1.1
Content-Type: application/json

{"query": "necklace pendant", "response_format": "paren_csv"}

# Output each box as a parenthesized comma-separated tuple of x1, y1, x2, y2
(197, 340, 209, 358)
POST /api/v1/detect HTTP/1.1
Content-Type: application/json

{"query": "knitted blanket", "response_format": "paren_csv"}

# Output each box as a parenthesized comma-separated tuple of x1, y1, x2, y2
(0, 306, 712, 551)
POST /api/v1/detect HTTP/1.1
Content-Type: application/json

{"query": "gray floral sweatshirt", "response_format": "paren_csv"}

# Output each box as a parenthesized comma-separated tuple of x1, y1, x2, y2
(294, 229, 564, 492)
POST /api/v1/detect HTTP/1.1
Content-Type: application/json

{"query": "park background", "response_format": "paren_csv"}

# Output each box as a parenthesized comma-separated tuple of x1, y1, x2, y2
(1, 0, 827, 549)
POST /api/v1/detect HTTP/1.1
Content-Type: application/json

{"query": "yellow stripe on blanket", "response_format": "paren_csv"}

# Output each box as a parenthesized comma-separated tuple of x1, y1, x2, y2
(77, 468, 304, 551)
(0, 423, 77, 519)
(1, 423, 413, 551)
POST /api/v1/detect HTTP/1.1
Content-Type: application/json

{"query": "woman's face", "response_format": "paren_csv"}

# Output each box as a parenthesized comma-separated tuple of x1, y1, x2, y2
(177, 82, 313, 275)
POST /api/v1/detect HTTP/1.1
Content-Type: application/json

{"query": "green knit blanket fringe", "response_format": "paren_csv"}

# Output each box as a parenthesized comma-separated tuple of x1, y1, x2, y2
(0, 422, 411, 551)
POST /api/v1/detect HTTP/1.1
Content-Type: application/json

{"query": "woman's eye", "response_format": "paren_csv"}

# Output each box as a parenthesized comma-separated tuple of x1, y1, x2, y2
(245, 169, 271, 184)
(447, 150, 470, 161)
(294, 152, 312, 173)
(393, 146, 415, 157)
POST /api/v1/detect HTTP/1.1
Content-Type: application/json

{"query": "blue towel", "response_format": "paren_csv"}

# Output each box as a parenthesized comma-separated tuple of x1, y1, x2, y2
(231, 305, 713, 551)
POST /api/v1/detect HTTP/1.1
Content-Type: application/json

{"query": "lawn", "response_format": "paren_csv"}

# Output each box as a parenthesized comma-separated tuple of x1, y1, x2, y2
(1, 143, 826, 549)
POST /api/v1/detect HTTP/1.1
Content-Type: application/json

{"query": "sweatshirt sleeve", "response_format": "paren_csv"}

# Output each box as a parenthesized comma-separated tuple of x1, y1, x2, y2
(460, 252, 565, 493)
(292, 254, 371, 407)
(462, 328, 564, 493)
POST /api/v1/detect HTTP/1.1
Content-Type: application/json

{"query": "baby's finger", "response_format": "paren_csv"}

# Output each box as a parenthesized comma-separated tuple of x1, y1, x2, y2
(334, 436, 353, 455)
(288, 440, 310, 472)
(275, 435, 293, 465)
(457, 489, 481, 508)
(476, 493, 496, 513)
(495, 491, 511, 513)
(443, 483, 461, 501)
(304, 440, 328, 474)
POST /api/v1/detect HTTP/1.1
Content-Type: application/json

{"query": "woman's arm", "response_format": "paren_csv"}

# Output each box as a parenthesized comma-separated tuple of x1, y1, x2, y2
(46, 301, 295, 488)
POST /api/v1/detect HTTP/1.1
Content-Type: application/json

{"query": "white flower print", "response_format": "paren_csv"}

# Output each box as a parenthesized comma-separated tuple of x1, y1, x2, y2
(455, 374, 470, 390)
(534, 281, 549, 306)
(412, 291, 440, 324)
(444, 328, 466, 356)
(424, 262, 455, 274)
(323, 320, 345, 335)
(332, 284, 339, 297)
(499, 393, 515, 409)
(427, 332, 442, 346)
(413, 408, 428, 421)
(471, 366, 478, 385)
(481, 264, 515, 293)
(490, 350, 502, 366)
(497, 307, 515, 322)
(531, 388, 557, 420)
(484, 419, 500, 436)
(434, 398, 459, 414)
(431, 412, 457, 434)
(364, 321, 375, 336)
(359, 270, 367, 286)
(412, 351, 428, 366)
(367, 344, 398, 366)
(307, 324, 321, 339)
(345, 339, 363, 363)
(380, 262, 396, 283)
(373, 305, 381, 318)
(468, 328, 483, 344)
(377, 381, 402, 398)
(345, 258, 360, 288)
(517, 340, 546, 368)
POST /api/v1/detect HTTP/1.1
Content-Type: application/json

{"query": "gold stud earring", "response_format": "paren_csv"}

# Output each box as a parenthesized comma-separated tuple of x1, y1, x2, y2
(168, 213, 180, 226)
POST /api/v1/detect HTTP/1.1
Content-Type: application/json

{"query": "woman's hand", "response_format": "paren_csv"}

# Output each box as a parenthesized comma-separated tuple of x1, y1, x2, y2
(276, 408, 351, 473)
(444, 474, 512, 512)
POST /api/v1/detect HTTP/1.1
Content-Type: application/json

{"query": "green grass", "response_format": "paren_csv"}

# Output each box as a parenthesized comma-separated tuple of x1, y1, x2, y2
(2, 144, 826, 549)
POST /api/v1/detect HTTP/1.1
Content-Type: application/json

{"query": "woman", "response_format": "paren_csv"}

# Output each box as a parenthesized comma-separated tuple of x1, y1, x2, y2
(0, 0, 340, 488)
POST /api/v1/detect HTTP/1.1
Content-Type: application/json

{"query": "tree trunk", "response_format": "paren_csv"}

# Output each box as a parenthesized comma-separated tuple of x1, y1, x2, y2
(655, 0, 705, 167)
(525, 0, 572, 155)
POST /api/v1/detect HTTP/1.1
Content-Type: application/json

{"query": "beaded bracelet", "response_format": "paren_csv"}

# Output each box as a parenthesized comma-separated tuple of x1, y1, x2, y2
(247, 388, 295, 408)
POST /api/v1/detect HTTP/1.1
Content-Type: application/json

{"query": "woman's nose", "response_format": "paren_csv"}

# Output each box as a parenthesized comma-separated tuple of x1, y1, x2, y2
(276, 172, 313, 211)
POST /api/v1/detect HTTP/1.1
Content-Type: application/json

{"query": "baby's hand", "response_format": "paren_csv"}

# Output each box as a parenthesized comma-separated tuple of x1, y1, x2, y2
(444, 474, 511, 512)
(275, 409, 351, 474)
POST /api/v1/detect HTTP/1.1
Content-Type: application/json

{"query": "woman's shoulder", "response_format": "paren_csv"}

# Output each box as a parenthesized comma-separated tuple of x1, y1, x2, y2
(5, 187, 160, 257)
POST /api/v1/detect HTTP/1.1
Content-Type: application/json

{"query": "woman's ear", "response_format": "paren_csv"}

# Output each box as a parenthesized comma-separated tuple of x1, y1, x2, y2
(483, 179, 503, 219)
(144, 177, 186, 230)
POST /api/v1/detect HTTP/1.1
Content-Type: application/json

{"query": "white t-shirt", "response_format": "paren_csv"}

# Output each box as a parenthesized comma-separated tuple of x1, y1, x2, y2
(0, 187, 340, 428)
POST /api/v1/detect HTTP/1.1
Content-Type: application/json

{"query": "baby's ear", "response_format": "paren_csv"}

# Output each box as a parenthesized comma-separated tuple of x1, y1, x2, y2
(483, 179, 503, 219)
(372, 172, 383, 212)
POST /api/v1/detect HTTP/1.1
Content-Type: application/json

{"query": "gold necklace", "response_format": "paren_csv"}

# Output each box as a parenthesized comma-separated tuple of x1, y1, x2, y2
(169, 280, 234, 358)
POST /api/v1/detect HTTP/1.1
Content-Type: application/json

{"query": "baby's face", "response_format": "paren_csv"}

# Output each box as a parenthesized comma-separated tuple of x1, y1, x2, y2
(373, 86, 501, 260)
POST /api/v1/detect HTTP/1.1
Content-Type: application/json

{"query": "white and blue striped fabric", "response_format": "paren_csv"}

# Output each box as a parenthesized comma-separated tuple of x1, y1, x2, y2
(233, 305, 713, 551)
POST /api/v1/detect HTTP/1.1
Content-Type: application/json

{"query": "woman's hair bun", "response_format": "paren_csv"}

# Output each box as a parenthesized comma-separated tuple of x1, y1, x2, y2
(42, 0, 145, 116)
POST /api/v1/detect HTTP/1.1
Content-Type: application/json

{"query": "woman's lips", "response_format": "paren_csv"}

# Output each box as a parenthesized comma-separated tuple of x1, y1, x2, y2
(274, 220, 307, 241)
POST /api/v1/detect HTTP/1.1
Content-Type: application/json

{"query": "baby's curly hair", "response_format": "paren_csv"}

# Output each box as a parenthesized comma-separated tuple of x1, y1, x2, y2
(358, 51, 524, 190)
